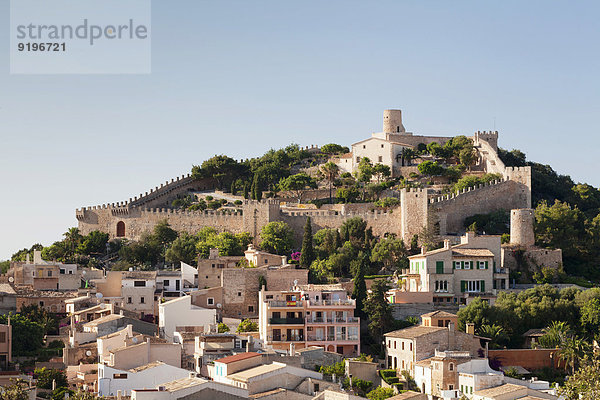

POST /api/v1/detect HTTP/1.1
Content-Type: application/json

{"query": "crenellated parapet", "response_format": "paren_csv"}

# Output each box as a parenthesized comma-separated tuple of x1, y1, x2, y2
(428, 178, 508, 205)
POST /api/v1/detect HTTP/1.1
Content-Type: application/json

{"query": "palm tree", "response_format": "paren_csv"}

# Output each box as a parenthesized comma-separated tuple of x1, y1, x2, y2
(539, 321, 571, 348)
(479, 324, 508, 349)
(63, 227, 82, 258)
(558, 336, 589, 375)
(320, 161, 339, 204)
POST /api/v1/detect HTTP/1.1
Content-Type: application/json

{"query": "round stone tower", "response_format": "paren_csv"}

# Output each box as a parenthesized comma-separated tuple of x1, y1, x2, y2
(510, 208, 535, 247)
(383, 109, 405, 133)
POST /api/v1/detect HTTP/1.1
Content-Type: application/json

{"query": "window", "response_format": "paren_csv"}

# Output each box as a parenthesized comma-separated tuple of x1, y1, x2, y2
(248, 305, 254, 312)
(378, 156, 383, 162)
(314, 383, 319, 392)
(163, 280, 169, 286)
(449, 384, 454, 390)
(393, 341, 396, 349)
(127, 297, 132, 304)
(47, 271, 52, 277)
(60, 269, 65, 275)
(401, 341, 404, 350)
(266, 295, 273, 300)
(363, 145, 366, 149)
(134, 281, 145, 287)
(0, 332, 6, 343)
(39, 301, 44, 307)
(436, 261, 444, 274)
(237, 292, 242, 297)
(207, 297, 214, 305)
(381, 144, 384, 148)
(454, 261, 461, 269)
(449, 362, 454, 371)
(409, 343, 413, 351)
(113, 373, 128, 379)
(140, 297, 145, 304)
(356, 157, 360, 163)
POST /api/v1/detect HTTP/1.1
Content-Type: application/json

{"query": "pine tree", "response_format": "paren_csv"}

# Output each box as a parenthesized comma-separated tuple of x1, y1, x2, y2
(364, 279, 393, 350)
(300, 217, 315, 268)
(352, 252, 367, 318)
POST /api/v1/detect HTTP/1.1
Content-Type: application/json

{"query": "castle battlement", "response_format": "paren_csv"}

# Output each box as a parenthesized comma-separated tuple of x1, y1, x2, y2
(429, 178, 508, 204)
(140, 208, 244, 217)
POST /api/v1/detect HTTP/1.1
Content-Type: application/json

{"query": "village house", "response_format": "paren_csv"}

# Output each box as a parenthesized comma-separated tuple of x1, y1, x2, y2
(158, 295, 216, 342)
(384, 311, 485, 376)
(396, 232, 508, 306)
(97, 361, 192, 397)
(258, 284, 360, 356)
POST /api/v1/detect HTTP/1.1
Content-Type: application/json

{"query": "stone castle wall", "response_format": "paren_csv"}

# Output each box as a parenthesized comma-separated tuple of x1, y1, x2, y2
(76, 138, 533, 245)
(430, 177, 530, 235)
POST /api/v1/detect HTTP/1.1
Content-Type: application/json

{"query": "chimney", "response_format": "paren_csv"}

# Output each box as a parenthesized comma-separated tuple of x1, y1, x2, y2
(189, 372, 196, 379)
(421, 246, 426, 255)
(466, 323, 475, 335)
(246, 335, 253, 352)
(33, 250, 43, 264)
(448, 323, 456, 349)
(290, 342, 295, 355)
(209, 248, 219, 260)
(282, 256, 287, 266)
(443, 239, 450, 249)
(25, 254, 30, 264)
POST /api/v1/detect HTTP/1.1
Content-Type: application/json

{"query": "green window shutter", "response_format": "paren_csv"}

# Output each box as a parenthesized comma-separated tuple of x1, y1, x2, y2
(481, 280, 485, 292)
(453, 262, 456, 270)
(436, 261, 444, 274)
(461, 261, 464, 269)
(485, 261, 488, 269)
(460, 281, 466, 293)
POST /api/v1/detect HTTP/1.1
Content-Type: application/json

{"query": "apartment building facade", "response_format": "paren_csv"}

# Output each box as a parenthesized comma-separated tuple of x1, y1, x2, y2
(258, 284, 360, 356)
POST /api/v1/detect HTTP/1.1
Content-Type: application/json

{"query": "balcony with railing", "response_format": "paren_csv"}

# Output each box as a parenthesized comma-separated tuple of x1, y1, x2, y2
(306, 316, 360, 325)
(268, 300, 304, 308)
(269, 317, 305, 325)
(267, 334, 304, 342)
(307, 299, 355, 307)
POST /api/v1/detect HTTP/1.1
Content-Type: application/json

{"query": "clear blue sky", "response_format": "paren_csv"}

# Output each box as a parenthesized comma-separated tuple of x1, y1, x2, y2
(0, 0, 599, 260)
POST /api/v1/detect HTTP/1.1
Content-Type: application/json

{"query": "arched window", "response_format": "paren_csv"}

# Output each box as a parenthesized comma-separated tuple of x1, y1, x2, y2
(116, 221, 125, 237)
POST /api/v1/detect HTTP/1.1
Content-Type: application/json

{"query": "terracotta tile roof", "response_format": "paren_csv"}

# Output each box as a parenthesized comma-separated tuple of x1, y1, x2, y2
(129, 361, 164, 372)
(214, 352, 262, 364)
(474, 383, 525, 397)
(421, 310, 457, 318)
(388, 392, 425, 400)
(452, 248, 494, 257)
(384, 326, 446, 339)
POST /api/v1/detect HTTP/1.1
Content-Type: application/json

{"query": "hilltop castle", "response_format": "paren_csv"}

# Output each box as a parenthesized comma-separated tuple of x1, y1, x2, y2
(76, 110, 532, 245)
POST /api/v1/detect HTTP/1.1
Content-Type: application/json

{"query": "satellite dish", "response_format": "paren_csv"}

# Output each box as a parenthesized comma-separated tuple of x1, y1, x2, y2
(96, 293, 104, 299)
(132, 337, 139, 344)
(85, 351, 92, 357)
(82, 270, 86, 275)
(8, 277, 14, 283)
(216, 304, 222, 309)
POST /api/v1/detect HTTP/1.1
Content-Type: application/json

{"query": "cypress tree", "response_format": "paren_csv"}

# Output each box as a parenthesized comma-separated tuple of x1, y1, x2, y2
(250, 178, 256, 200)
(230, 180, 237, 195)
(335, 229, 342, 249)
(243, 182, 250, 199)
(253, 174, 263, 201)
(352, 252, 368, 318)
(300, 217, 315, 268)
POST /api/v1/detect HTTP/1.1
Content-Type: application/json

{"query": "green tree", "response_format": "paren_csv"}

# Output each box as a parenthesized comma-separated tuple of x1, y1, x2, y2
(153, 220, 178, 247)
(560, 354, 600, 400)
(372, 164, 391, 183)
(364, 279, 393, 347)
(340, 217, 368, 247)
(352, 253, 367, 318)
(243, 182, 250, 199)
(35, 367, 68, 390)
(299, 218, 315, 268)
(478, 324, 509, 349)
(165, 232, 199, 265)
(402, 148, 416, 165)
(336, 187, 359, 203)
(0, 379, 30, 400)
(320, 161, 340, 204)
(558, 336, 589, 375)
(192, 155, 240, 189)
(259, 222, 294, 255)
(217, 323, 230, 333)
(0, 314, 44, 356)
(417, 160, 445, 176)
(457, 297, 493, 331)
(355, 157, 374, 200)
(371, 237, 408, 272)
(366, 386, 395, 400)
(278, 173, 317, 203)
(581, 298, 600, 338)
(321, 143, 349, 155)
(236, 319, 258, 333)
(76, 231, 109, 256)
(538, 321, 571, 348)
(459, 147, 477, 170)
(0, 261, 10, 275)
